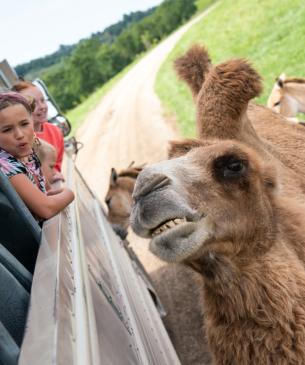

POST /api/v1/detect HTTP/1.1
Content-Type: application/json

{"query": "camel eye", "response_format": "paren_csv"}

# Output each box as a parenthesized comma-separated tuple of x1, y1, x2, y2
(223, 159, 247, 179)
(274, 101, 281, 107)
(214, 155, 247, 180)
(227, 161, 244, 172)
(105, 197, 112, 206)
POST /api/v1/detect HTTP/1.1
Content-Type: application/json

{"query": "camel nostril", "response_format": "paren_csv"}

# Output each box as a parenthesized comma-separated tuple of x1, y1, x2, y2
(133, 174, 171, 201)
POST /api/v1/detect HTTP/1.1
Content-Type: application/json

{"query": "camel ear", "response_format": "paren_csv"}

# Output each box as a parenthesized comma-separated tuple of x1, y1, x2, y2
(110, 168, 118, 187)
(197, 58, 262, 140)
(277, 73, 286, 88)
(168, 139, 203, 158)
(174, 44, 211, 97)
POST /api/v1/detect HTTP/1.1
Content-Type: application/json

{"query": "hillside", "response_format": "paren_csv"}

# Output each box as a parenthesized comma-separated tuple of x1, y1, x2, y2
(156, 0, 305, 137)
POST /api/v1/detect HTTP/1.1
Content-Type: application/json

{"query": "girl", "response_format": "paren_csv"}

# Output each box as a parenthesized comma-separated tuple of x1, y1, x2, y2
(0, 92, 74, 222)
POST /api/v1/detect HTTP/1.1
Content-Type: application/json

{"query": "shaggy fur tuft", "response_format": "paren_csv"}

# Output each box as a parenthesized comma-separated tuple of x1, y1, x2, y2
(174, 44, 211, 97)
(197, 59, 263, 140)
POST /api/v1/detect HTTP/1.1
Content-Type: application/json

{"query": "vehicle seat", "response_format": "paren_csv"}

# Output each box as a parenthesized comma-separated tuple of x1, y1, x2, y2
(0, 321, 19, 365)
(0, 244, 32, 293)
(0, 244, 33, 365)
(0, 171, 41, 273)
(0, 262, 30, 350)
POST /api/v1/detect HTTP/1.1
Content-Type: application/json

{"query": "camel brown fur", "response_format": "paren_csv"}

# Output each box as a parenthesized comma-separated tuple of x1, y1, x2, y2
(174, 44, 211, 98)
(131, 47, 305, 364)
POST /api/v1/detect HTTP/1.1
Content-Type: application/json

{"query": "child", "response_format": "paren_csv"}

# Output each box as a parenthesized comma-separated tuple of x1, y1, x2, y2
(12, 81, 64, 173)
(33, 139, 61, 191)
(0, 92, 74, 222)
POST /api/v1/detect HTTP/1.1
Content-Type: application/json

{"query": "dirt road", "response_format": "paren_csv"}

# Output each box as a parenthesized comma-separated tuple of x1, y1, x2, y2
(76, 6, 217, 365)
(76, 6, 216, 202)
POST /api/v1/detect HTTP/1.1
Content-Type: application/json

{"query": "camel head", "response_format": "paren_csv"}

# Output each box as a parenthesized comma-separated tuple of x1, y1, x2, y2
(267, 73, 305, 117)
(267, 74, 285, 113)
(130, 139, 277, 263)
(105, 164, 143, 230)
(131, 49, 280, 263)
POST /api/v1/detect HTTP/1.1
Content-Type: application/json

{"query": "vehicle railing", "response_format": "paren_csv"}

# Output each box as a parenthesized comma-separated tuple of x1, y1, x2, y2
(18, 154, 181, 365)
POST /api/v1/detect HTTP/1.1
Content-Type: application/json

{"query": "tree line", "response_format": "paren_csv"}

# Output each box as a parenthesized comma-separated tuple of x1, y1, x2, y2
(18, 0, 198, 111)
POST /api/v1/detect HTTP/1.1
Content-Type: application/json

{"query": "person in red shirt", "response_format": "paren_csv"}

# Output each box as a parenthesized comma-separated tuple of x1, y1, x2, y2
(11, 81, 64, 173)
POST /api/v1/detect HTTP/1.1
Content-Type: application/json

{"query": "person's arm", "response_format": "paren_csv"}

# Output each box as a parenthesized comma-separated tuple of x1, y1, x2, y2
(46, 187, 64, 196)
(10, 173, 74, 220)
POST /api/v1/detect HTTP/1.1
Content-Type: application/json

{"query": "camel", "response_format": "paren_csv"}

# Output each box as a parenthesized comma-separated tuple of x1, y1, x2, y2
(267, 73, 305, 124)
(105, 163, 143, 238)
(130, 46, 305, 364)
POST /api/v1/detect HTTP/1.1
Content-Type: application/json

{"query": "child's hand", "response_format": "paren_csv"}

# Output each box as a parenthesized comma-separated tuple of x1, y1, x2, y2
(46, 187, 64, 196)
(52, 171, 65, 183)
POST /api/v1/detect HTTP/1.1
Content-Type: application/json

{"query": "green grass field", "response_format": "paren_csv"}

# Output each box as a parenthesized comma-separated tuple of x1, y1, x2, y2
(156, 0, 305, 137)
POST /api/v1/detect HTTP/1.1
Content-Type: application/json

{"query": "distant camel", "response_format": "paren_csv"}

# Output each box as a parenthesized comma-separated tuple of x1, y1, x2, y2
(131, 45, 305, 364)
(267, 73, 305, 123)
(105, 163, 143, 239)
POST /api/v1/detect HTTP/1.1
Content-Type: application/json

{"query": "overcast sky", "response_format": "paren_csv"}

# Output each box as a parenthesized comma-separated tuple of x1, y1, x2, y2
(0, 0, 163, 67)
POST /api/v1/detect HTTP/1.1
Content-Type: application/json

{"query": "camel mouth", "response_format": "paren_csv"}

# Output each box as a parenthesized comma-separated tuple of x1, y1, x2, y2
(150, 217, 188, 237)
(148, 216, 210, 263)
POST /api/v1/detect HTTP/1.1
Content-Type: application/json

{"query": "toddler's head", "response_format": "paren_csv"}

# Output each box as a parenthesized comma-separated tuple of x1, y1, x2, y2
(34, 139, 58, 189)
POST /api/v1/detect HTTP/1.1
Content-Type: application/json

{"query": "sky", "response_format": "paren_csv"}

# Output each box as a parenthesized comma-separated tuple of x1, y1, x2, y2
(0, 0, 163, 67)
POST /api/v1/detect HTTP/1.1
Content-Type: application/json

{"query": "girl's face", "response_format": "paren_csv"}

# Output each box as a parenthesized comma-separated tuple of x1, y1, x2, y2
(20, 86, 48, 129)
(0, 104, 34, 158)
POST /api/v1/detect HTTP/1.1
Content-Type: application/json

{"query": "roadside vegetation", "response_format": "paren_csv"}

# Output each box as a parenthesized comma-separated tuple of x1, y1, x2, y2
(156, 0, 305, 137)
(65, 0, 214, 134)
(18, 0, 198, 113)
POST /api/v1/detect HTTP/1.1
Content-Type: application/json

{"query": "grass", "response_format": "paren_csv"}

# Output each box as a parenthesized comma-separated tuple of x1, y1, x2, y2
(155, 0, 305, 137)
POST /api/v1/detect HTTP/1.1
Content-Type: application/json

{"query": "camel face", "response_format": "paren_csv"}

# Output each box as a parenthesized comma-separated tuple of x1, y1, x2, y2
(131, 140, 276, 263)
(267, 82, 283, 113)
(267, 74, 305, 117)
(105, 184, 133, 227)
(105, 167, 141, 229)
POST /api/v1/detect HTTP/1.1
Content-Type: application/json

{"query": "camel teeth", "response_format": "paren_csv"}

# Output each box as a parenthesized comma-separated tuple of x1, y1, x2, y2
(151, 217, 187, 237)
(166, 221, 175, 228)
(174, 218, 185, 225)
